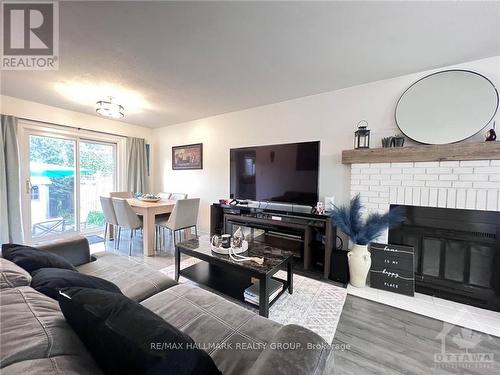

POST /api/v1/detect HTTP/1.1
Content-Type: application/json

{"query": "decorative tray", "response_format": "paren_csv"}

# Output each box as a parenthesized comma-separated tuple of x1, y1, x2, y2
(138, 197, 161, 202)
(211, 240, 248, 255)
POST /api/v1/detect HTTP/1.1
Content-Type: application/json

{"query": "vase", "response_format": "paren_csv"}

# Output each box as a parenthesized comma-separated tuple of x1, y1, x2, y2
(392, 137, 405, 147)
(348, 244, 371, 288)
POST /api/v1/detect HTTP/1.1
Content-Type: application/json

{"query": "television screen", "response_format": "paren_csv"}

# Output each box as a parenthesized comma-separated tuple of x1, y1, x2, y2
(230, 141, 319, 207)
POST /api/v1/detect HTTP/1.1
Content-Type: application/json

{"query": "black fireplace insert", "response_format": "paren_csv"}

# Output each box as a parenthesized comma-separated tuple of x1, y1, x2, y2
(389, 205, 500, 312)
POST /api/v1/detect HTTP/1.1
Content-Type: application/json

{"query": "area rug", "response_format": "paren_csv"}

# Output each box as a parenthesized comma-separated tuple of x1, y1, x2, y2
(160, 258, 347, 343)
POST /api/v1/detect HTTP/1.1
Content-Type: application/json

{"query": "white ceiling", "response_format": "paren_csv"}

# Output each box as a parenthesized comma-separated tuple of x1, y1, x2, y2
(1, 1, 500, 128)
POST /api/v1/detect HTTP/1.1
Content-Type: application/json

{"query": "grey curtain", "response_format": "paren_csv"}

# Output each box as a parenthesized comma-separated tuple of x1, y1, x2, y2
(0, 115, 24, 243)
(126, 137, 149, 194)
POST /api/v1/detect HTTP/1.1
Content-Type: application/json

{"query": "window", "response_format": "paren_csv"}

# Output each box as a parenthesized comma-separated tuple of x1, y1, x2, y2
(31, 185, 40, 200)
(19, 120, 124, 241)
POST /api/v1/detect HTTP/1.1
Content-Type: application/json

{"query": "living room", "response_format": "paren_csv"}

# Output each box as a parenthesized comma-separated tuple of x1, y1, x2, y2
(1, 1, 500, 374)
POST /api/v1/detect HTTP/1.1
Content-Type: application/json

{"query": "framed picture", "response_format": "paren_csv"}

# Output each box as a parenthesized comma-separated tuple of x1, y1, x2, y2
(172, 143, 203, 170)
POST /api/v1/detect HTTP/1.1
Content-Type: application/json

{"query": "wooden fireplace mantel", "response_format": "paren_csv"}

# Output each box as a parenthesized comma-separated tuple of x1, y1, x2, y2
(341, 141, 500, 164)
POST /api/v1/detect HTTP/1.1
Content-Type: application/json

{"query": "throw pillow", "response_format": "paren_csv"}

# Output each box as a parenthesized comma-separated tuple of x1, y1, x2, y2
(58, 287, 221, 375)
(31, 268, 122, 300)
(1, 243, 77, 273)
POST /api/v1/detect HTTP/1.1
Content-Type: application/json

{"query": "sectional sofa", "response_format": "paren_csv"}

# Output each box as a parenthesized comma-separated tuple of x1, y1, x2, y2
(0, 236, 334, 374)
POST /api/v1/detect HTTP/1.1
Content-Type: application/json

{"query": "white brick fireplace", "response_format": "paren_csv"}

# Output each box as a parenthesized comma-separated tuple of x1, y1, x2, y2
(350, 159, 500, 241)
(346, 156, 500, 337)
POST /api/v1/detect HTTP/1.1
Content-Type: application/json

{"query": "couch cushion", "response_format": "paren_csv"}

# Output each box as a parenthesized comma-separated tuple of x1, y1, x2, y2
(37, 236, 91, 267)
(77, 252, 176, 302)
(31, 268, 122, 300)
(1, 244, 77, 273)
(0, 258, 32, 289)
(247, 324, 334, 375)
(141, 283, 283, 375)
(0, 286, 99, 369)
(59, 287, 221, 375)
(1, 355, 104, 375)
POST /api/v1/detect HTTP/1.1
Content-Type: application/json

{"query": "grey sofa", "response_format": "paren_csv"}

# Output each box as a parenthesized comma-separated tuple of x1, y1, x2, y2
(1, 236, 334, 374)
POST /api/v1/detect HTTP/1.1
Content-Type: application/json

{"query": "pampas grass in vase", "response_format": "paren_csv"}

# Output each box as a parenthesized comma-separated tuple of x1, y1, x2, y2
(330, 194, 404, 287)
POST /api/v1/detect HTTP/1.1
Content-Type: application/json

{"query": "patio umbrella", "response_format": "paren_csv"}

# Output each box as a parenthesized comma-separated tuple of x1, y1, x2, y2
(30, 162, 92, 178)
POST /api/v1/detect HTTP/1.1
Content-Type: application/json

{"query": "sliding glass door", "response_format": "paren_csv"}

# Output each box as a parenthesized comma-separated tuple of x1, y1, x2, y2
(29, 135, 77, 238)
(79, 140, 116, 232)
(21, 126, 118, 242)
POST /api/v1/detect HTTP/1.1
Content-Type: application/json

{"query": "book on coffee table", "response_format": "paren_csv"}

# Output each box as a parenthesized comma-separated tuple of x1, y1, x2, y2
(244, 279, 283, 306)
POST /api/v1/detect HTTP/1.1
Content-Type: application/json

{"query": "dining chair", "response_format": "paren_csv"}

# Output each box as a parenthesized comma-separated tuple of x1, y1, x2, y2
(111, 198, 143, 256)
(110, 191, 134, 199)
(154, 192, 185, 248)
(154, 193, 172, 248)
(158, 192, 172, 199)
(100, 196, 118, 249)
(170, 193, 188, 200)
(156, 198, 200, 251)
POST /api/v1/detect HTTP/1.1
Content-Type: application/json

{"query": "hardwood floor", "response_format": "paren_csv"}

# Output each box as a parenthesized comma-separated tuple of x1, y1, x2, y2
(92, 236, 500, 374)
(333, 295, 500, 375)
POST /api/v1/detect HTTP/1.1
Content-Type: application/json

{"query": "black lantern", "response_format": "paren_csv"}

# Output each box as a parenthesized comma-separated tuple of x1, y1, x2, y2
(354, 120, 370, 149)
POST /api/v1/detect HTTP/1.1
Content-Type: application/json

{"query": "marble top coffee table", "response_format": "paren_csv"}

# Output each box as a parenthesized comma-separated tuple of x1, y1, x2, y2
(175, 236, 294, 317)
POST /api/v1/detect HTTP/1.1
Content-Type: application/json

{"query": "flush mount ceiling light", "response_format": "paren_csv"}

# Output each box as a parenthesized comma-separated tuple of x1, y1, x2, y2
(96, 97, 124, 119)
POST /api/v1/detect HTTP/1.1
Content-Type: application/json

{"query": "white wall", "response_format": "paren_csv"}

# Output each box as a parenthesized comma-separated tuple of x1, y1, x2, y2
(0, 94, 155, 188)
(0, 95, 153, 141)
(153, 56, 500, 233)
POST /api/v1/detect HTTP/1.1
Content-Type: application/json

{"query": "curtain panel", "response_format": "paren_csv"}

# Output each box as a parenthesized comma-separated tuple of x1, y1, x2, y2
(0, 115, 24, 243)
(126, 137, 149, 194)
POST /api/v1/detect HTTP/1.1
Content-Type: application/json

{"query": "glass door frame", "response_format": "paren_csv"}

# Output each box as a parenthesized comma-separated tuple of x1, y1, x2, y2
(18, 120, 126, 244)
(78, 138, 118, 236)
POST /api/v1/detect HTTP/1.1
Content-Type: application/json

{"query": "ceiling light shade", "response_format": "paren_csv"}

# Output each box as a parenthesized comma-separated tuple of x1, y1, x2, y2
(96, 98, 124, 119)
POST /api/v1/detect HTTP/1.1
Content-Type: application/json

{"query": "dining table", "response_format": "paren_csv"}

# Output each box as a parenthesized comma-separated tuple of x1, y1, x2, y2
(126, 198, 176, 256)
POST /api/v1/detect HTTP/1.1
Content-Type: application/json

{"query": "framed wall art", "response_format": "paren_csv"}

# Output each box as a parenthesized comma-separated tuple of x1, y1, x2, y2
(172, 143, 203, 170)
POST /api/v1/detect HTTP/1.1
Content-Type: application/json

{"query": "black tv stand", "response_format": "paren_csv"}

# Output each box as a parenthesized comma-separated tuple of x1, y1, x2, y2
(210, 203, 335, 279)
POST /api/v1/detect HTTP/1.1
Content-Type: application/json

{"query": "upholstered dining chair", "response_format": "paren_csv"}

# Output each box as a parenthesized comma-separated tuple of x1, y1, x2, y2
(155, 193, 172, 220)
(109, 191, 134, 199)
(158, 192, 172, 199)
(170, 193, 188, 200)
(100, 196, 118, 249)
(155, 192, 185, 249)
(156, 198, 200, 251)
(111, 198, 143, 256)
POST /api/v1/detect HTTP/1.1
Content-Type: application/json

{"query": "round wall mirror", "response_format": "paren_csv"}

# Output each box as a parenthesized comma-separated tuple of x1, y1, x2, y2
(395, 70, 499, 145)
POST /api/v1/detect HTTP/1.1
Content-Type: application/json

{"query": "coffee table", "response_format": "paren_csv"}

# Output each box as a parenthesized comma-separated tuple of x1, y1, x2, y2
(175, 237, 293, 317)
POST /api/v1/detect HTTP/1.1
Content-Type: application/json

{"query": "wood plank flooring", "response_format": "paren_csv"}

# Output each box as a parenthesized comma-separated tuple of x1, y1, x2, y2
(333, 295, 500, 374)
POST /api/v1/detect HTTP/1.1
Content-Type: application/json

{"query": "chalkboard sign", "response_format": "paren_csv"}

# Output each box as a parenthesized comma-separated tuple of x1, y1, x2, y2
(369, 243, 415, 296)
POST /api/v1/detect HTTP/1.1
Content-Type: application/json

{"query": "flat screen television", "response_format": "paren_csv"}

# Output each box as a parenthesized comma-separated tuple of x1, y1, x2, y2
(230, 141, 319, 207)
